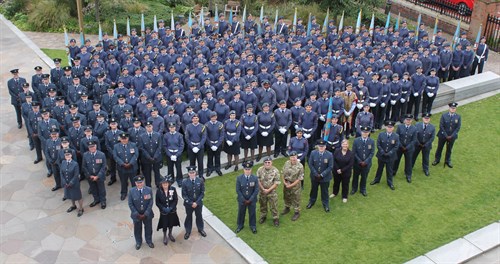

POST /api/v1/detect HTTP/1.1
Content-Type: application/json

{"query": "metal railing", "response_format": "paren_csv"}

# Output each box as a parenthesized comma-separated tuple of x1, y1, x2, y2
(405, 0, 472, 24)
(484, 14, 500, 52)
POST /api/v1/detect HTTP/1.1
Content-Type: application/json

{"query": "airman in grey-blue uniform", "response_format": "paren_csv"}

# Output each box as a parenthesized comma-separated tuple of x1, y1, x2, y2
(82, 140, 107, 209)
(393, 114, 417, 183)
(138, 121, 163, 187)
(351, 126, 375, 196)
(433, 103, 461, 168)
(114, 132, 139, 200)
(413, 113, 435, 176)
(371, 120, 400, 190)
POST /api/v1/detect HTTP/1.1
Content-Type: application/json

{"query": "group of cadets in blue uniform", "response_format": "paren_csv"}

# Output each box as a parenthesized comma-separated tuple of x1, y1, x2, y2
(8, 13, 468, 217)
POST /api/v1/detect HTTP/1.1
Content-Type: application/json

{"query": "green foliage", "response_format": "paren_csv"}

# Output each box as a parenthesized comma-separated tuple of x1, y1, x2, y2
(28, 0, 72, 31)
(205, 95, 500, 263)
(1, 0, 29, 19)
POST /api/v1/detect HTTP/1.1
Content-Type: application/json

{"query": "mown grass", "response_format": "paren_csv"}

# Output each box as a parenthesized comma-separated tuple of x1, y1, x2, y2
(205, 94, 500, 263)
(41, 48, 69, 66)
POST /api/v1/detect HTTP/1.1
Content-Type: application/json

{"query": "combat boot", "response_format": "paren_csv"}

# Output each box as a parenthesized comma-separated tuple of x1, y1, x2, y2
(280, 207, 290, 215)
(291, 212, 300, 221)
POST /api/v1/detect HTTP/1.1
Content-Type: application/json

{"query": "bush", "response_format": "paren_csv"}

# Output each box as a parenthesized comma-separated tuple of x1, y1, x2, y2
(2, 0, 29, 19)
(28, 0, 72, 31)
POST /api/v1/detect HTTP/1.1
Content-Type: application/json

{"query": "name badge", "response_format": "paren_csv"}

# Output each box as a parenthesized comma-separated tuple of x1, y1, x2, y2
(455, 119, 458, 124)
(368, 145, 372, 149)
(56, 146, 60, 150)
(249, 182, 255, 187)
(144, 194, 151, 200)
(96, 159, 102, 164)
(324, 159, 328, 163)
(130, 148, 135, 153)
(391, 140, 395, 144)
(37, 117, 42, 121)
(51, 125, 57, 128)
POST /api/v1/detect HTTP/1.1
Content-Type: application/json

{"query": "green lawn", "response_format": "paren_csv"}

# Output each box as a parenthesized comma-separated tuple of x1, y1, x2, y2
(41, 48, 69, 66)
(205, 95, 500, 264)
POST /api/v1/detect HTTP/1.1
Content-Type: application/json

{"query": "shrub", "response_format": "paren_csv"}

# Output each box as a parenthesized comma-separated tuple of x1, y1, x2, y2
(2, 0, 29, 19)
(28, 0, 71, 31)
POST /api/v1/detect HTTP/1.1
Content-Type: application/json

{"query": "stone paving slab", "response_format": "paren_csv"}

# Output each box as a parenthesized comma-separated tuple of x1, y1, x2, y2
(464, 222, 500, 252)
(425, 238, 482, 264)
(405, 255, 435, 264)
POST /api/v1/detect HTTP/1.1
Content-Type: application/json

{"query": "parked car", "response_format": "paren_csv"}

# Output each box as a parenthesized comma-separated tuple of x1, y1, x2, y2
(420, 0, 475, 15)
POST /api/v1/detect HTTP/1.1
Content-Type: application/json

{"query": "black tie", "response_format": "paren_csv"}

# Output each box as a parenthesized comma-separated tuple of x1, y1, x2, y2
(139, 189, 143, 196)
(424, 124, 427, 131)
(192, 179, 195, 185)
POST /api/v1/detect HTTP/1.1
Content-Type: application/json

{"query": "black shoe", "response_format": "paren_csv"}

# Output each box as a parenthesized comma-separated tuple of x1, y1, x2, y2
(251, 228, 257, 234)
(350, 190, 356, 195)
(216, 170, 223, 176)
(235, 227, 243, 233)
(18, 123, 22, 129)
(282, 152, 289, 157)
(199, 230, 207, 237)
(101, 203, 106, 209)
(256, 155, 261, 162)
(29, 146, 34, 151)
(361, 191, 367, 196)
(62, 197, 67, 201)
(258, 217, 266, 224)
(273, 153, 279, 158)
(407, 178, 411, 183)
(87, 189, 91, 194)
(234, 165, 238, 172)
(324, 206, 330, 212)
(206, 171, 212, 177)
(120, 194, 126, 201)
(345, 134, 350, 139)
(306, 202, 313, 209)
(135, 243, 141, 250)
(107, 179, 116, 186)
(77, 209, 84, 217)
(432, 161, 439, 166)
(46, 173, 52, 178)
(389, 185, 395, 190)
(224, 164, 231, 170)
(424, 171, 430, 176)
(147, 242, 154, 248)
(169, 233, 175, 242)
(370, 180, 379, 185)
(67, 205, 77, 213)
(273, 219, 279, 227)
(51, 186, 61, 191)
(446, 162, 453, 168)
(34, 159, 42, 164)
(184, 233, 190, 240)
(89, 201, 100, 207)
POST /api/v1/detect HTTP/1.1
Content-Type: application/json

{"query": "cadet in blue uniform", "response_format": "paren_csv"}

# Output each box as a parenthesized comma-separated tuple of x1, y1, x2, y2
(128, 175, 155, 250)
(224, 111, 242, 171)
(163, 123, 184, 186)
(38, 108, 61, 176)
(185, 114, 207, 179)
(61, 149, 84, 216)
(433, 103, 461, 168)
(8, 69, 26, 128)
(240, 104, 258, 162)
(422, 68, 439, 115)
(351, 126, 375, 196)
(371, 120, 400, 190)
(235, 161, 259, 234)
(181, 166, 207, 239)
(113, 132, 139, 200)
(471, 36, 488, 75)
(274, 100, 292, 158)
(355, 103, 374, 136)
(45, 128, 62, 191)
(138, 121, 163, 187)
(28, 101, 43, 163)
(324, 115, 344, 153)
(299, 101, 318, 154)
(205, 112, 224, 177)
(82, 140, 107, 209)
(307, 139, 334, 212)
(393, 114, 417, 183)
(257, 103, 275, 161)
(288, 128, 309, 167)
(413, 113, 435, 176)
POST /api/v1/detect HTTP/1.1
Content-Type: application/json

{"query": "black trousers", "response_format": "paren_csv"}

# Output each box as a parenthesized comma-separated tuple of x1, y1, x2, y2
(407, 94, 422, 119)
(274, 130, 288, 155)
(421, 94, 436, 115)
(12, 103, 22, 125)
(375, 105, 386, 129)
(333, 171, 351, 199)
(393, 148, 414, 179)
(386, 102, 400, 122)
(188, 148, 204, 178)
(471, 57, 485, 75)
(352, 163, 371, 193)
(374, 158, 394, 186)
(141, 160, 162, 187)
(434, 137, 456, 163)
(206, 147, 221, 171)
(50, 163, 61, 188)
(167, 157, 183, 183)
(309, 180, 330, 207)
(133, 217, 153, 244)
(184, 204, 204, 233)
(118, 169, 135, 195)
(439, 68, 450, 82)
(89, 179, 107, 202)
(413, 145, 431, 173)
(106, 154, 117, 180)
(237, 202, 256, 229)
(40, 139, 52, 173)
(448, 68, 460, 81)
(399, 101, 408, 122)
(32, 135, 42, 160)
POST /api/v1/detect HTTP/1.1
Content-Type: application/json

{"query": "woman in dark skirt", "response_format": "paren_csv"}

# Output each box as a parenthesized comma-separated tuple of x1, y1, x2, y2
(224, 111, 242, 171)
(331, 139, 354, 203)
(60, 149, 84, 216)
(156, 176, 180, 245)
(257, 103, 275, 161)
(240, 104, 258, 162)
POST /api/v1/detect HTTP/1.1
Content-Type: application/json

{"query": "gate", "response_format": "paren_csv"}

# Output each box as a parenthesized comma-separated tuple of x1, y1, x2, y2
(484, 14, 500, 52)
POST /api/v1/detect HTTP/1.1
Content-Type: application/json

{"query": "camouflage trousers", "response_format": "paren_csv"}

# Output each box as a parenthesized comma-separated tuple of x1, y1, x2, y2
(283, 185, 301, 212)
(259, 191, 279, 219)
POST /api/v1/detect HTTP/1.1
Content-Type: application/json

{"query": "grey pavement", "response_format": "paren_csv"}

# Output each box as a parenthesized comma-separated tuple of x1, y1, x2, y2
(0, 15, 250, 264)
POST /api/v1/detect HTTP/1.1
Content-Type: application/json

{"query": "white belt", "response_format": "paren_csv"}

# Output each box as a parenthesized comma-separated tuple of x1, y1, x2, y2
(297, 153, 303, 157)
(210, 140, 218, 144)
(328, 140, 339, 145)
(391, 93, 399, 96)
(279, 126, 286, 130)
(303, 128, 313, 132)
(191, 142, 200, 146)
(382, 95, 388, 98)
(402, 91, 408, 94)
(369, 96, 378, 99)
(427, 86, 436, 90)
(244, 126, 255, 130)
(168, 149, 178, 152)
(226, 132, 236, 136)
(259, 125, 271, 129)
(332, 110, 340, 113)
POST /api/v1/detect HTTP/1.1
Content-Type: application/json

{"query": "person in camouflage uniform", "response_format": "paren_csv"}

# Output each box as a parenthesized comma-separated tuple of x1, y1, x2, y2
(281, 151, 304, 221)
(257, 156, 281, 227)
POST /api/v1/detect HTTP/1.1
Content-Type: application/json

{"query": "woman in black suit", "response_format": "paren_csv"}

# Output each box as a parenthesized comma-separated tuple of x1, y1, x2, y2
(331, 139, 354, 203)
(156, 176, 180, 245)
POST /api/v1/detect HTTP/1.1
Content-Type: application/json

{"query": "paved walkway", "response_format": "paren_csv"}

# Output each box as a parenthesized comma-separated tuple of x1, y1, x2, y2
(0, 16, 248, 264)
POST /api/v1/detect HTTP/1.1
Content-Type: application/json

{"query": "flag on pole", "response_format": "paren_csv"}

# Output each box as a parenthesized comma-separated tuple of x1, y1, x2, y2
(322, 8, 329, 34)
(63, 26, 72, 66)
(200, 7, 205, 28)
(242, 5, 247, 24)
(307, 13, 312, 36)
(474, 23, 482, 49)
(452, 19, 461, 49)
(323, 96, 334, 141)
(153, 15, 158, 32)
(338, 11, 344, 33)
(113, 19, 118, 40)
(171, 11, 175, 29)
(188, 12, 193, 28)
(274, 9, 279, 33)
(141, 14, 145, 37)
(260, 5, 264, 23)
(369, 13, 375, 37)
(415, 13, 422, 39)
(384, 12, 391, 35)
(355, 9, 362, 35)
(229, 9, 233, 25)
(395, 12, 400, 30)
(215, 5, 219, 22)
(126, 17, 131, 36)
(293, 8, 297, 32)
(432, 16, 439, 43)
(98, 22, 103, 43)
